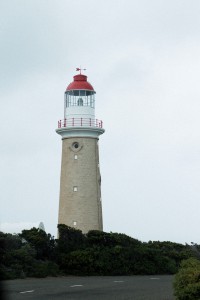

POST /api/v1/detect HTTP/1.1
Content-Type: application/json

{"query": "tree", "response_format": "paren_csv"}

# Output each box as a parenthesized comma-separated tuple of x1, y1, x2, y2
(19, 227, 56, 260)
(57, 224, 85, 254)
(86, 230, 141, 248)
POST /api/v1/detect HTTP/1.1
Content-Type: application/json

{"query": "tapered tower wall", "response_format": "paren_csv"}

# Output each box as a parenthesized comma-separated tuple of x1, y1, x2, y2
(58, 136, 103, 233)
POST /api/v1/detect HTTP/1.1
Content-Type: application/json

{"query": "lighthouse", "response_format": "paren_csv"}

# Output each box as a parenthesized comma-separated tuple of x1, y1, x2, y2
(56, 69, 105, 233)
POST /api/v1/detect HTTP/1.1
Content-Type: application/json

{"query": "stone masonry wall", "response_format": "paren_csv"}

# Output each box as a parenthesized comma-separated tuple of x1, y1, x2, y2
(58, 137, 103, 233)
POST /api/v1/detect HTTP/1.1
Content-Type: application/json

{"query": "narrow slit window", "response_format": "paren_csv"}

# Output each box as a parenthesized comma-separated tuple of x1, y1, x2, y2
(74, 155, 78, 160)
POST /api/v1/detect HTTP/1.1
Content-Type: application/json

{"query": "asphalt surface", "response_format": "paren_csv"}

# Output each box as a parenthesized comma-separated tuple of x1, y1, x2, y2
(2, 275, 175, 300)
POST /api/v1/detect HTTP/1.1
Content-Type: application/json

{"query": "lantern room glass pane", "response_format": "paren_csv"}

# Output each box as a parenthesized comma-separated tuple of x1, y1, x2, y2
(80, 90, 86, 96)
(74, 90, 79, 96)
(77, 98, 83, 106)
(65, 90, 95, 107)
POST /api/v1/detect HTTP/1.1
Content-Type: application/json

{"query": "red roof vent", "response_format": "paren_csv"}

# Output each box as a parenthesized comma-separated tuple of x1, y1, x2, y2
(66, 74, 95, 91)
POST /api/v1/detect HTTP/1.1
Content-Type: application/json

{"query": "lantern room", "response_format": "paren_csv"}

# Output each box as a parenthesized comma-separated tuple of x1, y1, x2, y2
(64, 73, 96, 125)
(65, 74, 96, 108)
(65, 89, 95, 108)
(57, 70, 104, 136)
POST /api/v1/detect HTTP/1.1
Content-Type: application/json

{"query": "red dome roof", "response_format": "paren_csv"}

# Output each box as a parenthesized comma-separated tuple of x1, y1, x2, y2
(66, 74, 95, 91)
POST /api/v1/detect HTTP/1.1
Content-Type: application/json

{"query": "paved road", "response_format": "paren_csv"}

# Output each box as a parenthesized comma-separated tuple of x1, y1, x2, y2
(3, 275, 175, 300)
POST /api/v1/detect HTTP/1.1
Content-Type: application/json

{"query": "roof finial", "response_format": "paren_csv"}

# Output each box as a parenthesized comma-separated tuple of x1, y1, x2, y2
(76, 67, 86, 75)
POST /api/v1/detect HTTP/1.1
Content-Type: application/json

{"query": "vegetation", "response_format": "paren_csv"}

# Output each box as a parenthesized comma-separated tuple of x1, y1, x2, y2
(173, 258, 200, 300)
(0, 225, 197, 280)
(0, 229, 59, 279)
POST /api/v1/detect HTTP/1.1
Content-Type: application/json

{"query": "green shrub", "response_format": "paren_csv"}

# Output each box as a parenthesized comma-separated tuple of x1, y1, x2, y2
(0, 264, 26, 280)
(32, 261, 60, 278)
(174, 258, 200, 299)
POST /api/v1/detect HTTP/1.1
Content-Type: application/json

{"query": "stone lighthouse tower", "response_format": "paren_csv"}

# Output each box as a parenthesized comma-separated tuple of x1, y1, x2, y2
(56, 69, 105, 233)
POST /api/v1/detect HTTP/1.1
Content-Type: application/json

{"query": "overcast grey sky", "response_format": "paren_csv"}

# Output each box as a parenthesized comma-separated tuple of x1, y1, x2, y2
(1, 0, 200, 244)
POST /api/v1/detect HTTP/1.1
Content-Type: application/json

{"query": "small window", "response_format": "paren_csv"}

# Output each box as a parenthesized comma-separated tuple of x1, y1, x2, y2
(73, 186, 78, 192)
(74, 155, 78, 160)
(72, 142, 79, 149)
(73, 221, 77, 226)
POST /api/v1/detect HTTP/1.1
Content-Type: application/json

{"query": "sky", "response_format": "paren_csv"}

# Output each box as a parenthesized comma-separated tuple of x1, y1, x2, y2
(1, 0, 200, 244)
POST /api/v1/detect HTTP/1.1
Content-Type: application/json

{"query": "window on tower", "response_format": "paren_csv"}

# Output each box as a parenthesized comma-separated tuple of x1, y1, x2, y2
(73, 186, 78, 192)
(72, 142, 79, 149)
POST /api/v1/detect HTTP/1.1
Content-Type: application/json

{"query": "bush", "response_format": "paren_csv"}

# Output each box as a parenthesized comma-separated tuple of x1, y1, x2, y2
(173, 258, 200, 299)
(32, 261, 60, 278)
(0, 227, 195, 279)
